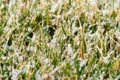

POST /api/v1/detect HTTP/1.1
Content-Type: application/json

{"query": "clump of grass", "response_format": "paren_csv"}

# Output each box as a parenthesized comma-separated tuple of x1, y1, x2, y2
(0, 0, 120, 80)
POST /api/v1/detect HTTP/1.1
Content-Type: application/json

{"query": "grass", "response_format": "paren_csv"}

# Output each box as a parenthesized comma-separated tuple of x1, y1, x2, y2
(0, 0, 120, 80)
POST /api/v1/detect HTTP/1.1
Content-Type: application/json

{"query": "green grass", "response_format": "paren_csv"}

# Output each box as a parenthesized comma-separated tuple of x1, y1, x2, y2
(0, 0, 120, 80)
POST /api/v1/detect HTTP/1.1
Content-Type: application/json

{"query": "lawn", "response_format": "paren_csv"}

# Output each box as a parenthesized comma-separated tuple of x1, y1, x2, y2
(0, 0, 120, 80)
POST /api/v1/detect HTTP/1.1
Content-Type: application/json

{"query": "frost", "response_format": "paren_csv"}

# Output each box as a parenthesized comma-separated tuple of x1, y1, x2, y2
(103, 51, 113, 64)
(99, 72, 104, 80)
(32, 0, 36, 4)
(8, 0, 16, 8)
(89, 12, 94, 17)
(71, 53, 76, 60)
(11, 69, 21, 80)
(72, 24, 78, 34)
(51, 4, 58, 12)
(79, 59, 86, 67)
(0, 0, 120, 79)
(71, 2, 76, 7)
(28, 27, 32, 32)
(74, 35, 80, 46)
(47, 37, 57, 49)
(58, 0, 63, 4)
(18, 56, 23, 61)
(2, 44, 8, 50)
(0, 4, 4, 8)
(35, 71, 42, 80)
(95, 31, 100, 39)
(115, 74, 120, 80)
(42, 74, 49, 79)
(66, 44, 73, 55)
(3, 27, 10, 33)
(1, 56, 6, 60)
(102, 10, 110, 15)
(103, 56, 109, 64)
(67, 8, 73, 15)
(115, 31, 120, 40)
(51, 37, 57, 44)
(32, 34, 36, 42)
(26, 46, 36, 51)
(42, 57, 50, 65)
(88, 0, 97, 5)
